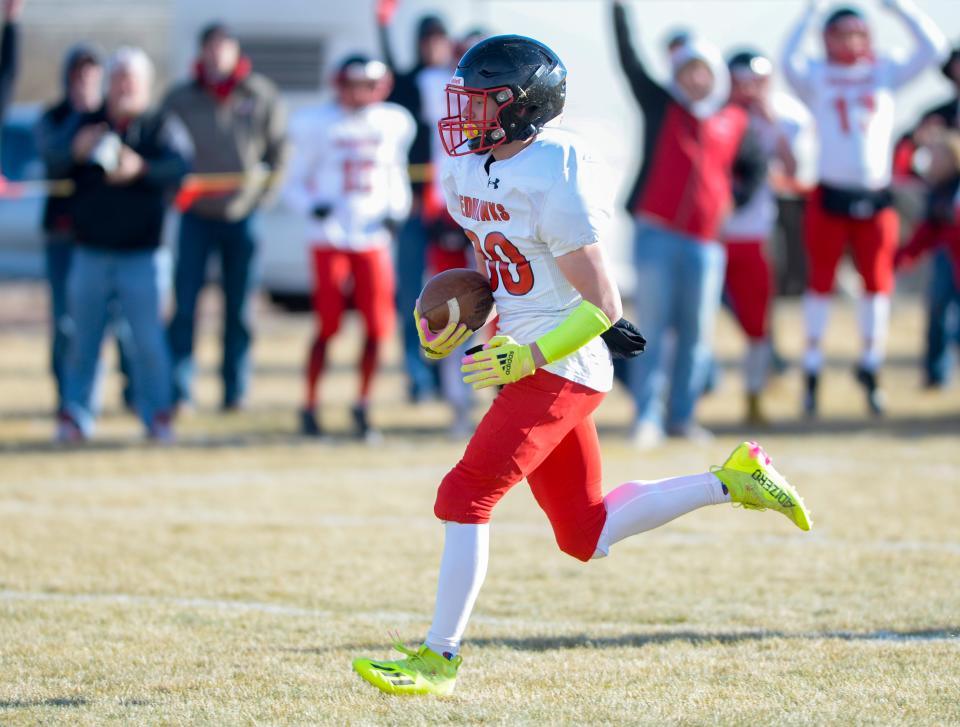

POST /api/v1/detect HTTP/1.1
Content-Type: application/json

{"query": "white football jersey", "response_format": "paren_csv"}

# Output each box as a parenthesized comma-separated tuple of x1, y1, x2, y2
(284, 102, 415, 251)
(439, 127, 615, 393)
(782, 1, 945, 191)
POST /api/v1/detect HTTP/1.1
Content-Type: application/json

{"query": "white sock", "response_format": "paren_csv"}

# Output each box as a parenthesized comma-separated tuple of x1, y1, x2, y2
(744, 339, 771, 394)
(424, 522, 489, 657)
(857, 294, 890, 372)
(803, 293, 831, 373)
(592, 473, 729, 558)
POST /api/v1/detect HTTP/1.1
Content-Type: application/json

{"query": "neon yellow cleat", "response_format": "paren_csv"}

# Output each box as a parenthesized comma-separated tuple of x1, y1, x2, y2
(353, 642, 461, 696)
(713, 441, 812, 531)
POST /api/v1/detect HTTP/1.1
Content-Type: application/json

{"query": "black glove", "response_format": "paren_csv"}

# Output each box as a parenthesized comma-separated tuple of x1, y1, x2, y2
(382, 217, 401, 237)
(600, 318, 646, 359)
(312, 204, 332, 220)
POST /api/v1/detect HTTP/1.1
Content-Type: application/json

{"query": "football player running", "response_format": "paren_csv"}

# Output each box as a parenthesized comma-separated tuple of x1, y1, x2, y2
(782, 0, 946, 416)
(353, 35, 812, 697)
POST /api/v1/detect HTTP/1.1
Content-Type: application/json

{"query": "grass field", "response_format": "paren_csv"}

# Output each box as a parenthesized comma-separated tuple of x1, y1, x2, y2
(1, 283, 959, 726)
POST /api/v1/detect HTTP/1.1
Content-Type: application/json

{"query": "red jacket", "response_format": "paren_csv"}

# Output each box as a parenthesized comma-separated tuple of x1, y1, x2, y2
(613, 4, 765, 241)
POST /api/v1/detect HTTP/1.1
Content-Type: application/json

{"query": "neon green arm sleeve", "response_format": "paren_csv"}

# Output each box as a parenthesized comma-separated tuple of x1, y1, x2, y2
(535, 299, 613, 364)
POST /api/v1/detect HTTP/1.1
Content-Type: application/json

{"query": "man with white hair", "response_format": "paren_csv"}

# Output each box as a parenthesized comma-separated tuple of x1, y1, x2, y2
(57, 47, 192, 443)
(611, 1, 767, 447)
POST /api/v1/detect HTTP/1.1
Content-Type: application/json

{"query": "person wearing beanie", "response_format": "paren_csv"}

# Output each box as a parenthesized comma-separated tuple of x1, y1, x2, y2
(164, 22, 289, 412)
(611, 0, 768, 448)
(782, 0, 947, 417)
(720, 50, 803, 425)
(35, 44, 139, 417)
(56, 48, 192, 443)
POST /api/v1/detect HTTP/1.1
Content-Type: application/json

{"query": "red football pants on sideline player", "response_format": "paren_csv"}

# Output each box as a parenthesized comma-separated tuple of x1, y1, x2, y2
(804, 187, 899, 295)
(722, 238, 773, 340)
(310, 246, 396, 341)
(434, 370, 607, 562)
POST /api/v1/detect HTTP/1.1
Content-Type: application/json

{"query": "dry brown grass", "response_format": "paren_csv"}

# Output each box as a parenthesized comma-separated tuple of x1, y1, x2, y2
(1, 283, 958, 725)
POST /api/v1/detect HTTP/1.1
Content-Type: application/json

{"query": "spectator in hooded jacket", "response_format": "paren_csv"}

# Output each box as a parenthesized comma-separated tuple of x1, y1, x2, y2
(35, 45, 137, 415)
(164, 22, 289, 412)
(377, 9, 455, 403)
(611, 1, 767, 448)
(57, 47, 192, 443)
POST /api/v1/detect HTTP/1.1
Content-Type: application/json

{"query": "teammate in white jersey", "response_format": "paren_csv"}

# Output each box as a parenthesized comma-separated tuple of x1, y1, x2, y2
(353, 34, 811, 697)
(782, 0, 945, 416)
(284, 55, 415, 439)
(721, 50, 802, 424)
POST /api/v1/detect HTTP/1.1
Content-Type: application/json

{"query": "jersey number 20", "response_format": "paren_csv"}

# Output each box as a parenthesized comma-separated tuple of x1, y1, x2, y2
(466, 230, 534, 296)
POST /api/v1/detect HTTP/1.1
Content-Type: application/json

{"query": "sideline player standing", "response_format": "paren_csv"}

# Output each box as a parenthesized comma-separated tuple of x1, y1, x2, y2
(782, 0, 945, 416)
(721, 50, 802, 424)
(284, 56, 415, 440)
(353, 35, 812, 696)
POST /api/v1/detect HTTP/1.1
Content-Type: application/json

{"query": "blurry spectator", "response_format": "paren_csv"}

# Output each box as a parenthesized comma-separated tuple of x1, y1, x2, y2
(57, 48, 192, 442)
(0, 0, 23, 160)
(36, 46, 136, 414)
(721, 50, 801, 424)
(895, 130, 960, 385)
(611, 1, 767, 447)
(424, 215, 475, 438)
(377, 7, 454, 402)
(284, 55, 414, 440)
(455, 27, 489, 61)
(164, 22, 288, 411)
(782, 0, 946, 417)
(899, 46, 960, 387)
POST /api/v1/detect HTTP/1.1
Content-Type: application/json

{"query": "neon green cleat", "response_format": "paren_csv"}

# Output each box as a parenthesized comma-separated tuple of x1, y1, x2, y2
(353, 642, 461, 696)
(712, 441, 812, 531)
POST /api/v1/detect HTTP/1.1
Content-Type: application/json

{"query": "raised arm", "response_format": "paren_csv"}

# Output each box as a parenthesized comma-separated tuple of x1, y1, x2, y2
(884, 0, 947, 89)
(611, 0, 667, 109)
(376, 1, 399, 74)
(781, 1, 821, 100)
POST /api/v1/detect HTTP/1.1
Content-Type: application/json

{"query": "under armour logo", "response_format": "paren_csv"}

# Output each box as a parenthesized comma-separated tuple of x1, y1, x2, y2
(488, 177, 500, 189)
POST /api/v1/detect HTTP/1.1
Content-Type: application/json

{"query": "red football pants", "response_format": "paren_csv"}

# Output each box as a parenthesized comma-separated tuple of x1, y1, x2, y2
(804, 187, 899, 295)
(310, 246, 396, 341)
(722, 238, 773, 340)
(434, 370, 607, 562)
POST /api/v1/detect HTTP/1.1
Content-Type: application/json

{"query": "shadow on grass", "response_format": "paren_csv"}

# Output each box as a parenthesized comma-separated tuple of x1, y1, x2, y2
(312, 627, 960, 655)
(0, 697, 89, 709)
(3, 407, 960, 455)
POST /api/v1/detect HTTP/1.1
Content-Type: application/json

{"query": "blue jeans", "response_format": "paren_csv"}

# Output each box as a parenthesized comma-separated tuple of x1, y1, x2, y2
(168, 213, 256, 406)
(924, 248, 960, 385)
(627, 220, 726, 429)
(63, 247, 172, 434)
(46, 238, 134, 411)
(396, 213, 436, 399)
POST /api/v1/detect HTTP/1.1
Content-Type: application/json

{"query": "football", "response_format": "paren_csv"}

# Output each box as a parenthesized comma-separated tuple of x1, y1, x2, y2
(418, 268, 494, 333)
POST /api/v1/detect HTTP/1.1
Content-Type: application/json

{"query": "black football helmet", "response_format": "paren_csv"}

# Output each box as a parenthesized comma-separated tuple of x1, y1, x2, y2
(438, 34, 566, 157)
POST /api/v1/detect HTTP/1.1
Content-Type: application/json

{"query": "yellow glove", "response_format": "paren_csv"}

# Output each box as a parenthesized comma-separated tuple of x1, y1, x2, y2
(460, 335, 537, 390)
(414, 303, 473, 360)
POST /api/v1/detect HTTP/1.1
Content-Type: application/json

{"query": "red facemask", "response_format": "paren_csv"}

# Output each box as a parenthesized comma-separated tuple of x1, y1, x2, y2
(824, 17, 872, 66)
(438, 82, 514, 157)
